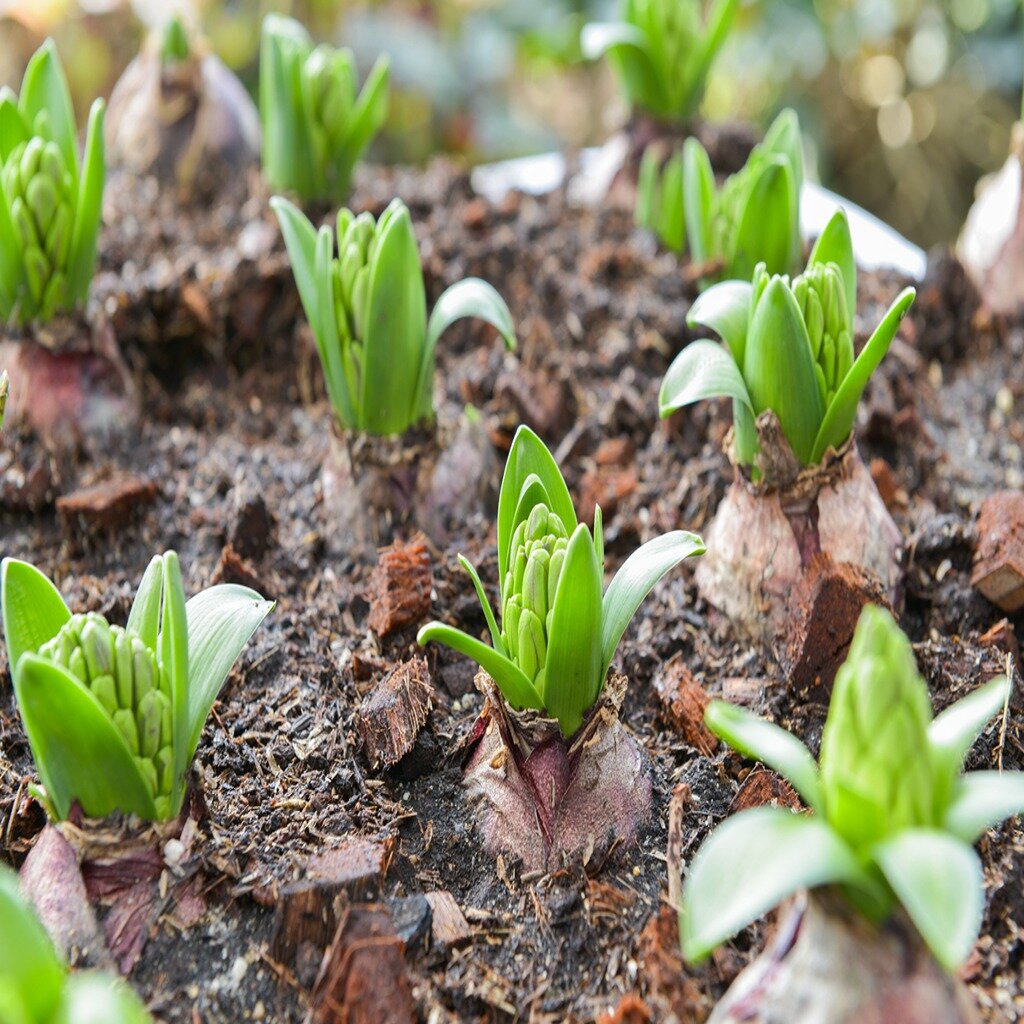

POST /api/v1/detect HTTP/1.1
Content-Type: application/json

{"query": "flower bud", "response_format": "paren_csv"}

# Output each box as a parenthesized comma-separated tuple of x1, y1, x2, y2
(37, 613, 172, 802)
(500, 503, 571, 689)
(792, 262, 853, 406)
(2, 136, 73, 313)
(819, 606, 937, 849)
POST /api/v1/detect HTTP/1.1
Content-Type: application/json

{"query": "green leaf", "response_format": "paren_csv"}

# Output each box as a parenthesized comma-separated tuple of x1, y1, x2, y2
(928, 676, 1009, 770)
(126, 556, 163, 649)
(0, 867, 65, 1023)
(543, 523, 604, 736)
(66, 98, 105, 305)
(1, 558, 71, 675)
(457, 556, 504, 656)
(14, 654, 157, 820)
(945, 771, 1024, 843)
(333, 55, 390, 203)
(659, 339, 753, 417)
(683, 0, 741, 116)
(415, 278, 516, 423)
(182, 585, 274, 765)
(270, 197, 320, 333)
(635, 145, 661, 233)
(18, 40, 77, 178)
(807, 209, 855, 326)
(314, 224, 357, 428)
(57, 973, 153, 1024)
(744, 276, 824, 465)
(685, 280, 752, 364)
(601, 531, 705, 680)
(496, 426, 577, 590)
(681, 808, 866, 962)
(0, 184, 26, 317)
(417, 622, 543, 710)
(810, 286, 916, 462)
(361, 200, 427, 435)
(158, 554, 189, 813)
(682, 137, 715, 265)
(655, 150, 685, 252)
(873, 829, 983, 971)
(259, 15, 316, 198)
(0, 89, 29, 163)
(730, 157, 795, 278)
(705, 700, 823, 810)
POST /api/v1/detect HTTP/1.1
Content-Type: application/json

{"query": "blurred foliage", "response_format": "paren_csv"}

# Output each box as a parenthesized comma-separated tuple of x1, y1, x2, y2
(0, 0, 1020, 246)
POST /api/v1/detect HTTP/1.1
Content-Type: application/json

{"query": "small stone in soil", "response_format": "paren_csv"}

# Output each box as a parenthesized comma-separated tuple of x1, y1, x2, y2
(55, 471, 156, 535)
(357, 656, 434, 770)
(386, 894, 433, 949)
(366, 534, 432, 638)
(972, 491, 1024, 612)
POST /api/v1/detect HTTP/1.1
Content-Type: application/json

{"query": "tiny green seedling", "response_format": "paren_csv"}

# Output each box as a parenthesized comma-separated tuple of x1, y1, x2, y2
(660, 209, 916, 469)
(582, 0, 740, 123)
(682, 604, 1024, 972)
(0, 865, 153, 1022)
(0, 39, 105, 325)
(418, 425, 704, 738)
(638, 108, 803, 279)
(273, 196, 517, 436)
(260, 13, 389, 204)
(1, 552, 273, 821)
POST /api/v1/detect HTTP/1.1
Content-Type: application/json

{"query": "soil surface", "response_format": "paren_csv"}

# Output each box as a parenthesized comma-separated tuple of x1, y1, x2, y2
(1, 144, 1023, 1024)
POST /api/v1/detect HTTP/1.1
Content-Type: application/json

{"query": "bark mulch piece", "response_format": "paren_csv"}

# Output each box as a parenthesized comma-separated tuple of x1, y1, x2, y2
(55, 471, 157, 535)
(357, 657, 434, 771)
(366, 535, 433, 638)
(972, 491, 1024, 613)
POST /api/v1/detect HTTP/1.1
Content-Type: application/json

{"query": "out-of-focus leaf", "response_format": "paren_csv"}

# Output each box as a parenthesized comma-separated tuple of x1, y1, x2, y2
(705, 700, 823, 809)
(731, 157, 795, 279)
(681, 808, 868, 962)
(873, 829, 983, 971)
(944, 771, 1024, 843)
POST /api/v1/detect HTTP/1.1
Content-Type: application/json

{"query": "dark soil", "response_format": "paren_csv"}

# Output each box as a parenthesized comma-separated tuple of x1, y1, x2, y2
(1, 147, 1023, 1024)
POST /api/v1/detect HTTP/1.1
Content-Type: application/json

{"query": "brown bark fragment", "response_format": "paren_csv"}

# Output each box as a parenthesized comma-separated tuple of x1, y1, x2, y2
(729, 769, 802, 814)
(979, 618, 1020, 668)
(310, 905, 416, 1024)
(869, 457, 906, 510)
(637, 906, 710, 1022)
(598, 994, 653, 1024)
(56, 472, 156, 533)
(578, 464, 638, 524)
(212, 542, 264, 591)
(366, 535, 432, 637)
(424, 890, 471, 949)
(272, 837, 395, 963)
(357, 657, 434, 770)
(775, 554, 890, 696)
(972, 491, 1024, 612)
(653, 657, 716, 754)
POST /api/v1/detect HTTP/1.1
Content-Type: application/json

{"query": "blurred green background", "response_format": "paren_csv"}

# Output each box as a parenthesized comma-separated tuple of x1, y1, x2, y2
(0, 0, 1021, 248)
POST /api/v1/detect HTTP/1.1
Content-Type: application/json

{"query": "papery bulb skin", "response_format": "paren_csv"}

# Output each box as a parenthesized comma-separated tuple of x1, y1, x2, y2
(38, 613, 174, 814)
(1, 138, 74, 319)
(501, 503, 569, 694)
(818, 605, 935, 850)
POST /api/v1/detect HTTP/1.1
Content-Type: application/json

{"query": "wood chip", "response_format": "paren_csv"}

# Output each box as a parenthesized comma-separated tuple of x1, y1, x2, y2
(366, 535, 432, 637)
(972, 491, 1024, 612)
(424, 890, 471, 949)
(357, 657, 433, 770)
(310, 905, 416, 1024)
(729, 768, 802, 814)
(56, 472, 156, 533)
(653, 657, 716, 754)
